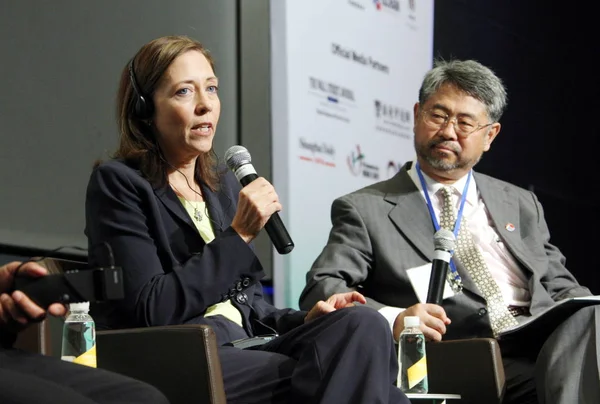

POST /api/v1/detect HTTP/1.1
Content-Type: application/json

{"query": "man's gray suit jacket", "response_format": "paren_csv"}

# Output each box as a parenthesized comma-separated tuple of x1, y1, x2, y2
(299, 162, 591, 340)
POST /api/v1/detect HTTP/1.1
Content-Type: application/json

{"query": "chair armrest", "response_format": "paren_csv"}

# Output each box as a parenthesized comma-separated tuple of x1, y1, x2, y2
(426, 338, 505, 404)
(12, 321, 51, 355)
(97, 324, 226, 404)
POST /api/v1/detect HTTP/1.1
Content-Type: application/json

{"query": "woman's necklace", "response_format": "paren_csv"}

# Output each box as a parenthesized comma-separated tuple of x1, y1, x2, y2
(192, 201, 203, 222)
(170, 182, 203, 221)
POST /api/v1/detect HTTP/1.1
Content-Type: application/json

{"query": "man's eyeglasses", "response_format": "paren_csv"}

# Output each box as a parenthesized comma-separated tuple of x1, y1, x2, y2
(421, 109, 494, 138)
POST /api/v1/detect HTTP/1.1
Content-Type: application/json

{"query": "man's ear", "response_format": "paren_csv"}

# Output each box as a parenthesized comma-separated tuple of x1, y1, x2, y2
(483, 122, 501, 152)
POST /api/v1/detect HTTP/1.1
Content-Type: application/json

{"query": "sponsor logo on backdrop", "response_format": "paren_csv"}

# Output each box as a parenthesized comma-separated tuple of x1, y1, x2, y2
(331, 43, 389, 74)
(308, 76, 355, 123)
(347, 145, 380, 180)
(386, 160, 403, 179)
(347, 0, 365, 10)
(406, 0, 418, 28)
(373, 0, 400, 12)
(374, 99, 412, 139)
(298, 138, 336, 168)
(348, 0, 399, 13)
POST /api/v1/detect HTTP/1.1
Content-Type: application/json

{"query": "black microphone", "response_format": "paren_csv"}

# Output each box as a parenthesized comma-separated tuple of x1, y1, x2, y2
(224, 145, 294, 255)
(426, 228, 456, 305)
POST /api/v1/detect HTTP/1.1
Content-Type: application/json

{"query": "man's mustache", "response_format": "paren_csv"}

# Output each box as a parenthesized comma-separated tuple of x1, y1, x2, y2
(428, 139, 461, 153)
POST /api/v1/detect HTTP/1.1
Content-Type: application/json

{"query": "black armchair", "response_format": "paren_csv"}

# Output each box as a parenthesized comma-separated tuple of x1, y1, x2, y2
(14, 257, 505, 404)
(13, 257, 227, 404)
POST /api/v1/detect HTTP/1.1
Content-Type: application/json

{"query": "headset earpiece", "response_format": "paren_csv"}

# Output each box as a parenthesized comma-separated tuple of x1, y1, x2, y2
(128, 59, 154, 120)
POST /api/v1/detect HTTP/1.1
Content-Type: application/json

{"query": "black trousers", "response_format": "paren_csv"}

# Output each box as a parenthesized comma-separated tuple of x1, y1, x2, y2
(219, 305, 410, 404)
(0, 348, 168, 404)
(500, 351, 538, 404)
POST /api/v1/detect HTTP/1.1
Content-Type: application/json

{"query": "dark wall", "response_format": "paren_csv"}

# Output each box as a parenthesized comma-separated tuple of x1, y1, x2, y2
(434, 0, 599, 293)
(0, 0, 238, 252)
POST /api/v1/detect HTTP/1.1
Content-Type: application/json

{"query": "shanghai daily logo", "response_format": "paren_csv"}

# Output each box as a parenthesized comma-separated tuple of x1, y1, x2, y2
(298, 138, 336, 168)
(374, 99, 412, 139)
(308, 76, 355, 123)
(347, 145, 380, 180)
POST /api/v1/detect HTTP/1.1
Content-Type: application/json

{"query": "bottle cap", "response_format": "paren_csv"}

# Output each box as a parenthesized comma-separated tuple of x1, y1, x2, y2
(69, 302, 90, 312)
(404, 316, 420, 328)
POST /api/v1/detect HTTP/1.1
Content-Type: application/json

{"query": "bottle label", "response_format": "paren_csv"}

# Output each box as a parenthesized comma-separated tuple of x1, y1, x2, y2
(406, 354, 427, 389)
(73, 344, 97, 368)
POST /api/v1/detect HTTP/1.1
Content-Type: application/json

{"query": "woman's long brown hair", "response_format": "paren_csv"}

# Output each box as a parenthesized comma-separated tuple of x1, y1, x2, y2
(113, 35, 220, 190)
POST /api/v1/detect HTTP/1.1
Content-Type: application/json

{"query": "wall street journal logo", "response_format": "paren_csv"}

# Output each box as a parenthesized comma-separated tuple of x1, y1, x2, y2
(347, 145, 380, 179)
(309, 76, 355, 123)
(374, 99, 412, 139)
(309, 76, 355, 104)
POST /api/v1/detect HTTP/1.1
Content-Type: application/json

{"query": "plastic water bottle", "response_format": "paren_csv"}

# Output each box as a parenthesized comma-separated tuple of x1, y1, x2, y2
(61, 302, 97, 368)
(398, 316, 428, 393)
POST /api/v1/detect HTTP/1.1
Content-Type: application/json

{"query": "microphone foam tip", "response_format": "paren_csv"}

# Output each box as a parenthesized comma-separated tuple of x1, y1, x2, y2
(225, 145, 251, 171)
(434, 228, 456, 251)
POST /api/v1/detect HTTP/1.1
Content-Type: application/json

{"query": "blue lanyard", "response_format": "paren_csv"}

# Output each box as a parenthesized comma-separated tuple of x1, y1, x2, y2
(415, 162, 471, 289)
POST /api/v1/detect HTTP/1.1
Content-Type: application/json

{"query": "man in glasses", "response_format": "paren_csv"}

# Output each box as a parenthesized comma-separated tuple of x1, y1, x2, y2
(299, 59, 599, 404)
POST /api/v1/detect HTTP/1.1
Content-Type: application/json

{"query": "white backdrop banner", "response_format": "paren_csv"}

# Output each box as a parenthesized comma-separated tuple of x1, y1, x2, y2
(271, 0, 434, 308)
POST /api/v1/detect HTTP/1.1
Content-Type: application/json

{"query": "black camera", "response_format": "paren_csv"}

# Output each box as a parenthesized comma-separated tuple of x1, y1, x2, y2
(13, 265, 124, 309)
